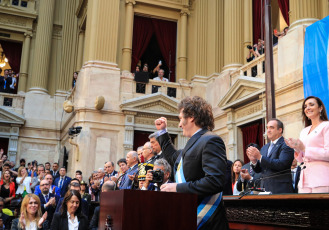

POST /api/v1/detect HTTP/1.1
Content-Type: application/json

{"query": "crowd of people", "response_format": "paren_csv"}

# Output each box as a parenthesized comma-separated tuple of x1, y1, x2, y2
(0, 68, 18, 94)
(134, 61, 169, 82)
(0, 94, 327, 229)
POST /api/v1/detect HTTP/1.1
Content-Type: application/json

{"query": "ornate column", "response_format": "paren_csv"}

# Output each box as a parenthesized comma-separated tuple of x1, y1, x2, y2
(8, 126, 20, 163)
(226, 108, 237, 160)
(84, 0, 120, 65)
(289, 0, 321, 31)
(76, 31, 85, 71)
(223, 0, 243, 71)
(177, 8, 189, 81)
(18, 32, 32, 93)
(320, 0, 328, 20)
(56, 0, 77, 95)
(123, 112, 136, 154)
(121, 0, 135, 72)
(243, 0, 253, 64)
(29, 0, 55, 93)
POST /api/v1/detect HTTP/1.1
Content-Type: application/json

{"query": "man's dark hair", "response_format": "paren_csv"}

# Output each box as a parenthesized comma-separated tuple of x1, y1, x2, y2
(75, 170, 82, 175)
(178, 96, 215, 131)
(37, 164, 45, 170)
(60, 166, 66, 170)
(71, 178, 80, 184)
(117, 158, 127, 165)
(3, 162, 11, 168)
(246, 143, 261, 151)
(20, 158, 26, 163)
(53, 162, 59, 165)
(45, 162, 50, 165)
(269, 118, 284, 133)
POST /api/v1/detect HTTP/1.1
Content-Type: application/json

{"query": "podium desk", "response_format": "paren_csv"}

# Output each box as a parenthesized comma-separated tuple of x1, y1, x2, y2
(224, 193, 329, 230)
(99, 189, 197, 230)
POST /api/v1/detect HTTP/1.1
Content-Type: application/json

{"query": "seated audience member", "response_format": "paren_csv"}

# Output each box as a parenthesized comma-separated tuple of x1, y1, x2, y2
(75, 170, 83, 181)
(223, 160, 233, 195)
(104, 161, 118, 181)
(247, 119, 294, 194)
(142, 142, 158, 164)
(89, 181, 115, 230)
(291, 159, 301, 193)
(16, 166, 33, 195)
(119, 151, 139, 190)
(50, 162, 60, 179)
(80, 181, 91, 204)
(237, 143, 262, 192)
(116, 158, 129, 187)
(72, 71, 78, 88)
(51, 190, 88, 230)
(0, 197, 12, 229)
(231, 159, 243, 195)
(141, 159, 172, 191)
(0, 170, 15, 203)
(53, 167, 71, 197)
(55, 182, 89, 217)
(11, 194, 48, 230)
(153, 69, 169, 82)
(34, 174, 61, 197)
(38, 179, 59, 225)
(136, 146, 144, 163)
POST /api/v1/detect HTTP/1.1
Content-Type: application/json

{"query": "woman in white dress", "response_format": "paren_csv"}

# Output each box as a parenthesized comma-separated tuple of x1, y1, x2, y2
(16, 166, 33, 194)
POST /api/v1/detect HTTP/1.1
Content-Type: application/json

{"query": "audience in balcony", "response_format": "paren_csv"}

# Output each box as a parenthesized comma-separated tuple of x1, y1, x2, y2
(72, 72, 78, 88)
(274, 27, 289, 39)
(153, 69, 169, 82)
(0, 69, 13, 93)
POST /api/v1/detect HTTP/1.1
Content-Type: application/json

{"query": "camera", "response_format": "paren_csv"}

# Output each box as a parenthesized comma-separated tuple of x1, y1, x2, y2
(247, 45, 253, 50)
(68, 126, 82, 136)
(150, 169, 164, 184)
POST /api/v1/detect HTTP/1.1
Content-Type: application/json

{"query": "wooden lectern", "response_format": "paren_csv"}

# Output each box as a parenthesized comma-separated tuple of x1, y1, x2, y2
(99, 189, 197, 230)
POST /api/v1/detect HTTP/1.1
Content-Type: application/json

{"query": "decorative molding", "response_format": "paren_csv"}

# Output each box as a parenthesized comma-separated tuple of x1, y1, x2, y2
(125, 0, 136, 5)
(0, 14, 27, 27)
(236, 102, 263, 119)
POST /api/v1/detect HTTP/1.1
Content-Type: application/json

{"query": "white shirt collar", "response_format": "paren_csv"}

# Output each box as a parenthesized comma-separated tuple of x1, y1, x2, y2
(271, 136, 282, 145)
(67, 212, 79, 230)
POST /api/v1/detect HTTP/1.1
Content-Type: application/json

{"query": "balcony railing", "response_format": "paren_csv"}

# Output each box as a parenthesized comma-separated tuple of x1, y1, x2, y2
(0, 92, 24, 115)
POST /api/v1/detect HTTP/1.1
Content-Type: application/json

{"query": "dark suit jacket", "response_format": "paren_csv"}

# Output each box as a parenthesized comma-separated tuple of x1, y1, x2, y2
(51, 170, 60, 179)
(0, 76, 12, 93)
(157, 129, 229, 230)
(119, 164, 138, 189)
(1, 212, 13, 230)
(292, 166, 301, 193)
(236, 163, 262, 192)
(50, 212, 88, 230)
(38, 192, 60, 225)
(54, 176, 72, 197)
(252, 136, 294, 194)
(55, 197, 89, 217)
(89, 206, 100, 230)
(223, 160, 233, 195)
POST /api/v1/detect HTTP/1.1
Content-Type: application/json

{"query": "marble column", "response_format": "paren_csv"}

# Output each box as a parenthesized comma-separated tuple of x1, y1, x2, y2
(223, 0, 243, 71)
(18, 32, 32, 93)
(29, 0, 55, 93)
(76, 31, 85, 71)
(289, 0, 321, 31)
(121, 0, 135, 72)
(177, 8, 189, 81)
(243, 0, 253, 64)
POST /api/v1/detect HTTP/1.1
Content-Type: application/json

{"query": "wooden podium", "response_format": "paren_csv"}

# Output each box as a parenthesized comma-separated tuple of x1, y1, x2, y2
(99, 189, 197, 230)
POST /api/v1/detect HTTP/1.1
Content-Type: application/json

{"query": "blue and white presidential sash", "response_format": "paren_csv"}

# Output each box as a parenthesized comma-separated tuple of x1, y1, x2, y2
(175, 157, 223, 229)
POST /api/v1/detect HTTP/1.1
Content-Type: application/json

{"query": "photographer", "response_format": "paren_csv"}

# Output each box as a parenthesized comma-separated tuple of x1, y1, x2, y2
(141, 159, 172, 191)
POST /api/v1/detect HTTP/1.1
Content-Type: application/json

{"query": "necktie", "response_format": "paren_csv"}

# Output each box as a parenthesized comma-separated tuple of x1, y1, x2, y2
(59, 177, 63, 188)
(292, 170, 295, 189)
(267, 143, 274, 157)
(45, 194, 49, 202)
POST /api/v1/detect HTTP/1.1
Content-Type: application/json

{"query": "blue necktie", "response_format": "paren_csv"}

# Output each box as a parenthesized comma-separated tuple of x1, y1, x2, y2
(267, 143, 274, 157)
(59, 178, 63, 188)
(45, 194, 49, 202)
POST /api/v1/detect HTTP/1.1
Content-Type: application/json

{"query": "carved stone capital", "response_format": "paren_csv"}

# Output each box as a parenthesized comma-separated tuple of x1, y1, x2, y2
(125, 0, 136, 6)
(180, 8, 190, 16)
(24, 32, 33, 38)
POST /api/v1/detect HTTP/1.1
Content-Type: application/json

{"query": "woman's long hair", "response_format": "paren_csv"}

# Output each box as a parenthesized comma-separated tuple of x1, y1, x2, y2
(19, 194, 42, 228)
(231, 159, 244, 184)
(302, 96, 328, 127)
(1, 170, 11, 184)
(60, 190, 82, 217)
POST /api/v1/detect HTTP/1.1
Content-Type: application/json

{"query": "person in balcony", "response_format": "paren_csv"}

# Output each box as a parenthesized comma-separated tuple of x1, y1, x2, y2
(153, 69, 169, 82)
(10, 71, 17, 93)
(72, 72, 78, 88)
(0, 69, 12, 93)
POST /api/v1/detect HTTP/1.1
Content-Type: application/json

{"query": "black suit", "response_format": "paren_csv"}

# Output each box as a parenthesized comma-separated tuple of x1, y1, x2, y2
(236, 163, 262, 192)
(50, 212, 88, 230)
(89, 206, 100, 230)
(1, 212, 13, 230)
(38, 192, 59, 225)
(157, 129, 229, 230)
(223, 160, 233, 195)
(55, 197, 89, 217)
(0, 76, 12, 93)
(51, 170, 60, 179)
(252, 136, 294, 194)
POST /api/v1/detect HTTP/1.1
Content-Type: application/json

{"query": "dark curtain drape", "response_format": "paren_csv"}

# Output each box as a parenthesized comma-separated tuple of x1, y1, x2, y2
(151, 19, 177, 82)
(241, 124, 259, 163)
(277, 0, 289, 25)
(252, 0, 265, 45)
(0, 40, 22, 73)
(131, 16, 154, 73)
(258, 122, 264, 149)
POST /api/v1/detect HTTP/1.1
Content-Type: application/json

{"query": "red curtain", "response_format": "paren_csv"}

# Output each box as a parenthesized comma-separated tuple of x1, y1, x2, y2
(241, 124, 260, 163)
(252, 0, 265, 45)
(277, 0, 289, 25)
(0, 40, 22, 74)
(131, 16, 154, 73)
(151, 19, 177, 82)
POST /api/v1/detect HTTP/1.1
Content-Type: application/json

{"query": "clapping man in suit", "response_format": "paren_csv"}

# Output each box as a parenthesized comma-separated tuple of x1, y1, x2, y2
(237, 143, 262, 192)
(54, 167, 72, 197)
(35, 174, 61, 197)
(155, 96, 228, 230)
(38, 179, 59, 225)
(119, 151, 139, 190)
(247, 119, 294, 194)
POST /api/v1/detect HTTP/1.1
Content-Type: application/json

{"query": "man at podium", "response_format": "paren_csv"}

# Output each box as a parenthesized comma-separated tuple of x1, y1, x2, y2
(155, 96, 229, 230)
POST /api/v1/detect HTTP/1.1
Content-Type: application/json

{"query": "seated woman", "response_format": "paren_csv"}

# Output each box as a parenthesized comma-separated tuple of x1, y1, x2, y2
(0, 170, 15, 203)
(231, 159, 243, 195)
(50, 190, 88, 230)
(16, 166, 33, 195)
(11, 194, 48, 230)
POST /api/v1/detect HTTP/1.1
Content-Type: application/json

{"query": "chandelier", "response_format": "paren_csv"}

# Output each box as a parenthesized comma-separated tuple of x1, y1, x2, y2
(0, 52, 8, 68)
